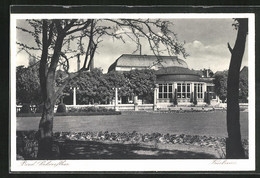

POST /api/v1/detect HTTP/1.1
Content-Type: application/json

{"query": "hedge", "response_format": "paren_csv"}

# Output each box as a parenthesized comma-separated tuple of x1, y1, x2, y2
(17, 111, 121, 117)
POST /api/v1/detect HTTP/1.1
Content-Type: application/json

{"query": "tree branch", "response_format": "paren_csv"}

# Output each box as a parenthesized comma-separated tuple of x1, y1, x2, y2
(86, 43, 97, 70)
(83, 20, 95, 68)
(53, 68, 85, 100)
(47, 22, 54, 47)
(66, 19, 92, 35)
(227, 42, 233, 53)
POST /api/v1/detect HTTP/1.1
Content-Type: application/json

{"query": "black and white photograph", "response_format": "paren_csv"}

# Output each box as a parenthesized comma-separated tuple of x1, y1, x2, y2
(10, 12, 255, 172)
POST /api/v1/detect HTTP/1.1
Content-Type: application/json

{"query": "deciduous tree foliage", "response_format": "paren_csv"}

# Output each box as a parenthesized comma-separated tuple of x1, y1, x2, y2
(17, 19, 187, 159)
(124, 69, 156, 103)
(69, 69, 156, 104)
(214, 69, 248, 103)
(213, 71, 228, 103)
(16, 65, 41, 105)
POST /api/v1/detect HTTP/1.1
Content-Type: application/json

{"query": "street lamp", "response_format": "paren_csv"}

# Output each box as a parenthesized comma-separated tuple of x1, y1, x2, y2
(112, 87, 121, 111)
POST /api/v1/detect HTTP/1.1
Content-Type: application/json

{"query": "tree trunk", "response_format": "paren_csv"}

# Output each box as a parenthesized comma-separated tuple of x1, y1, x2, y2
(226, 19, 248, 159)
(37, 99, 55, 159)
(38, 71, 56, 159)
(37, 20, 65, 159)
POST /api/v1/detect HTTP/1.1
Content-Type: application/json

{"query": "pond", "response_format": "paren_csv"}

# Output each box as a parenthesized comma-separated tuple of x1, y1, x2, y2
(16, 111, 248, 138)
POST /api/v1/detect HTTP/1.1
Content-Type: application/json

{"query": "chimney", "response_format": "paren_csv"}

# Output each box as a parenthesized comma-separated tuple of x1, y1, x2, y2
(206, 69, 209, 78)
(77, 54, 80, 71)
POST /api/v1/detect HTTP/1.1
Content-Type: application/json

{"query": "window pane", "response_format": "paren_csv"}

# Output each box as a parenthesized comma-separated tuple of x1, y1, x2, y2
(164, 85, 167, 92)
(169, 85, 172, 92)
(169, 93, 173, 99)
(159, 84, 162, 92)
(182, 93, 185, 98)
(164, 93, 167, 98)
(177, 85, 181, 92)
(159, 93, 162, 98)
(177, 93, 181, 98)
(187, 84, 190, 92)
(187, 93, 190, 98)
(182, 85, 186, 92)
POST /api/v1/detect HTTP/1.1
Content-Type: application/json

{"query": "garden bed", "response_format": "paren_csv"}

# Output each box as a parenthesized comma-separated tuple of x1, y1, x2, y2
(16, 130, 248, 160)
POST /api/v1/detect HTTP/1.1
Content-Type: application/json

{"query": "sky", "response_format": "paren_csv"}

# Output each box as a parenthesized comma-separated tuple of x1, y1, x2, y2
(16, 18, 248, 73)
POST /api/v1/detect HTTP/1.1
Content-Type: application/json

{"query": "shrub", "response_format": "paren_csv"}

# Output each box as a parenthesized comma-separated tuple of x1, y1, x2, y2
(69, 107, 78, 113)
(87, 106, 97, 112)
(99, 107, 108, 112)
(67, 106, 115, 113)
(20, 104, 32, 113)
(193, 91, 197, 105)
(173, 89, 178, 106)
(56, 104, 67, 113)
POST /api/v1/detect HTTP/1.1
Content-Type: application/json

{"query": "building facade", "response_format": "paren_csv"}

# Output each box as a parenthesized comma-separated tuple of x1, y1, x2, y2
(108, 54, 219, 106)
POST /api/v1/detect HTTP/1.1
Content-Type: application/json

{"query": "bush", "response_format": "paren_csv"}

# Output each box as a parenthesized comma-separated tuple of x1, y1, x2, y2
(67, 106, 115, 113)
(20, 104, 32, 113)
(57, 104, 67, 113)
(173, 89, 178, 106)
(87, 106, 97, 112)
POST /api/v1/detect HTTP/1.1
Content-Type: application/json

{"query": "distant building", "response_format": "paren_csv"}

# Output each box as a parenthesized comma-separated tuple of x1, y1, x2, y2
(108, 54, 188, 72)
(108, 54, 219, 106)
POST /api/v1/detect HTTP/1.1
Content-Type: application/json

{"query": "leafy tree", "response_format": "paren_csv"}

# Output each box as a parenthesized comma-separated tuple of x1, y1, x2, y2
(124, 69, 156, 103)
(213, 71, 228, 102)
(226, 18, 248, 158)
(17, 19, 187, 159)
(104, 71, 131, 103)
(239, 66, 248, 103)
(214, 69, 248, 103)
(68, 68, 106, 104)
(16, 65, 41, 105)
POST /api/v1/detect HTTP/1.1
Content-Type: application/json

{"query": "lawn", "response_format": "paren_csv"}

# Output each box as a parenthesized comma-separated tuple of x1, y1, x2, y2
(16, 111, 248, 139)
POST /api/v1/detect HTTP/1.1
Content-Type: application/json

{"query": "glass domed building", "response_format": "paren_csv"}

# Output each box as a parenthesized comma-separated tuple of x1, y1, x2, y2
(108, 54, 218, 106)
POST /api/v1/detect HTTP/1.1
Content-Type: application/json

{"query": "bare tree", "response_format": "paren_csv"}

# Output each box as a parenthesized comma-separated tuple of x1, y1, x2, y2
(17, 19, 187, 159)
(226, 18, 248, 158)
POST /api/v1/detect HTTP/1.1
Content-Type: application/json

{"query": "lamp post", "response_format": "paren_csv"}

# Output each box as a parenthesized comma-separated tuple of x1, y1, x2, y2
(113, 87, 120, 111)
(153, 84, 158, 111)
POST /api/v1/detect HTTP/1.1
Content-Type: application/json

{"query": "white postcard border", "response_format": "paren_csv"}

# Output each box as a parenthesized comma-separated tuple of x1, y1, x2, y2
(10, 13, 255, 172)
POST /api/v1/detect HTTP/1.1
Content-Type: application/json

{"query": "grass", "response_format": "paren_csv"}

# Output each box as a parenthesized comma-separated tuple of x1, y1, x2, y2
(17, 111, 248, 139)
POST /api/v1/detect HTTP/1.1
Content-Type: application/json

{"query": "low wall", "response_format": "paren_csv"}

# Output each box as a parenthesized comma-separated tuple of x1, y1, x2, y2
(16, 102, 248, 113)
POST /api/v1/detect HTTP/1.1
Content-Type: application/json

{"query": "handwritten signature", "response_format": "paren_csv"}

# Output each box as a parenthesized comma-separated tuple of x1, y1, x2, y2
(211, 160, 236, 165)
(20, 160, 69, 167)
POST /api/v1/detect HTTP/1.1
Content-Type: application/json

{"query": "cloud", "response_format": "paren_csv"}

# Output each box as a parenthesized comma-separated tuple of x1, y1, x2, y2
(183, 40, 248, 72)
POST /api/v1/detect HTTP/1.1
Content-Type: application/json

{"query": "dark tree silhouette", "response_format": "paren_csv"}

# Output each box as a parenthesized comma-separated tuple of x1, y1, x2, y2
(226, 18, 248, 158)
